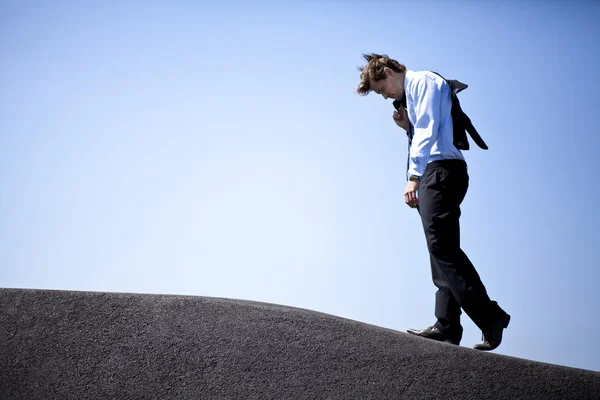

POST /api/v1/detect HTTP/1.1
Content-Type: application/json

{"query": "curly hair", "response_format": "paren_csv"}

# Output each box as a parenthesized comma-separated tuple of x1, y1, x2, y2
(356, 53, 406, 96)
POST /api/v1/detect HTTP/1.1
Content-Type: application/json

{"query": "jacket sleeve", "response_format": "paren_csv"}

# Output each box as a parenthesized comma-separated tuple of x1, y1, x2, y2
(407, 75, 443, 177)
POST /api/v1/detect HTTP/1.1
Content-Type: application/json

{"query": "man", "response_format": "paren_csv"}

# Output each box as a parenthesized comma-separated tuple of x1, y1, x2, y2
(356, 53, 510, 351)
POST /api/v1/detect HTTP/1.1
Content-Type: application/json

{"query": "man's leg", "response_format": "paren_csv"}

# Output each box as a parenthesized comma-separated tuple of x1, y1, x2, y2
(415, 162, 464, 341)
(418, 160, 507, 334)
(430, 253, 463, 341)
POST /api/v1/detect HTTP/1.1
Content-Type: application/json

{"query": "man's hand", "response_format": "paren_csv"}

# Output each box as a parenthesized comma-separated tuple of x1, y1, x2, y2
(393, 106, 410, 132)
(404, 179, 420, 208)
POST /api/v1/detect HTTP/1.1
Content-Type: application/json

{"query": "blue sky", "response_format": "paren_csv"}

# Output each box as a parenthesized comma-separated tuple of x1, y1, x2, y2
(2, 1, 599, 372)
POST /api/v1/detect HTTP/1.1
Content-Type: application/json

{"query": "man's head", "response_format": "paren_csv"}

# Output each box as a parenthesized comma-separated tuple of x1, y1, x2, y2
(356, 53, 406, 101)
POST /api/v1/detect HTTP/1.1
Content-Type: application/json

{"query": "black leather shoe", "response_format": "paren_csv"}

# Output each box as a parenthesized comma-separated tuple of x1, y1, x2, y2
(473, 314, 511, 351)
(407, 326, 461, 345)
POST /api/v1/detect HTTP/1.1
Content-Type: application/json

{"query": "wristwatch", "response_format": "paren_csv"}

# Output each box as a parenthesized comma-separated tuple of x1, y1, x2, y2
(409, 175, 421, 182)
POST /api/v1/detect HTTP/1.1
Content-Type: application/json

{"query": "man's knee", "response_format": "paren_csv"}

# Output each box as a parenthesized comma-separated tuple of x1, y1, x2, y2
(426, 234, 460, 259)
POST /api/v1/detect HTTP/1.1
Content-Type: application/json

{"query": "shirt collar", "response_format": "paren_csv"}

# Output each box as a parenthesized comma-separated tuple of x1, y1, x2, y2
(404, 69, 415, 86)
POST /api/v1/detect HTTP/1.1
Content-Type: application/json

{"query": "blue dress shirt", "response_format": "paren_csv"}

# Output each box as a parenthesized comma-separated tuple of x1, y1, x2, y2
(404, 70, 464, 179)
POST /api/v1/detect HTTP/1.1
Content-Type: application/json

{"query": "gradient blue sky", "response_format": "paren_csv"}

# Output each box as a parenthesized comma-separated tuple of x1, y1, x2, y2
(2, 1, 599, 372)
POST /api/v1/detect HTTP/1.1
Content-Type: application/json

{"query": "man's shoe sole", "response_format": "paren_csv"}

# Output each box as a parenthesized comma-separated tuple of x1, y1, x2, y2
(407, 330, 460, 346)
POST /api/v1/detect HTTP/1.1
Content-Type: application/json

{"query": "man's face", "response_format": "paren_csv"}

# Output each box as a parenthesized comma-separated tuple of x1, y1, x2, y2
(370, 68, 402, 100)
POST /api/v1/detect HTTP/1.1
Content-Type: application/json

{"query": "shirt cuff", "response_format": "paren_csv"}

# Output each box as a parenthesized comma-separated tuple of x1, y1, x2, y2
(408, 157, 426, 177)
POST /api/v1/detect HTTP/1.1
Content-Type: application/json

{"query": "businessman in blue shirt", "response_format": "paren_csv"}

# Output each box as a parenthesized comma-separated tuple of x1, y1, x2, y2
(356, 53, 510, 351)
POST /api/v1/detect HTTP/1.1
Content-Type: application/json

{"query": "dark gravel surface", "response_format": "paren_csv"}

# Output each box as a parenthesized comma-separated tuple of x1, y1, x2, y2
(1, 288, 599, 399)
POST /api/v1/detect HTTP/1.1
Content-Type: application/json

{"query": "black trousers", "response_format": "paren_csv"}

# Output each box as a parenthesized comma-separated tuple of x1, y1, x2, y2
(417, 159, 506, 340)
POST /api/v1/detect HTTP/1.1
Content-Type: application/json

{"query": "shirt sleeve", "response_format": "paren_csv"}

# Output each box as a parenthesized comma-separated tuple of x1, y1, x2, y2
(407, 75, 443, 177)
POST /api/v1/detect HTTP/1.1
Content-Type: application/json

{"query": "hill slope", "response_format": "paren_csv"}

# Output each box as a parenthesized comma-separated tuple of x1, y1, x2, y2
(1, 288, 598, 399)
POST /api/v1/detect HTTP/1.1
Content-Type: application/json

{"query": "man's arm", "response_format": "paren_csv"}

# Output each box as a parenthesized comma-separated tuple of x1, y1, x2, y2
(407, 75, 443, 178)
